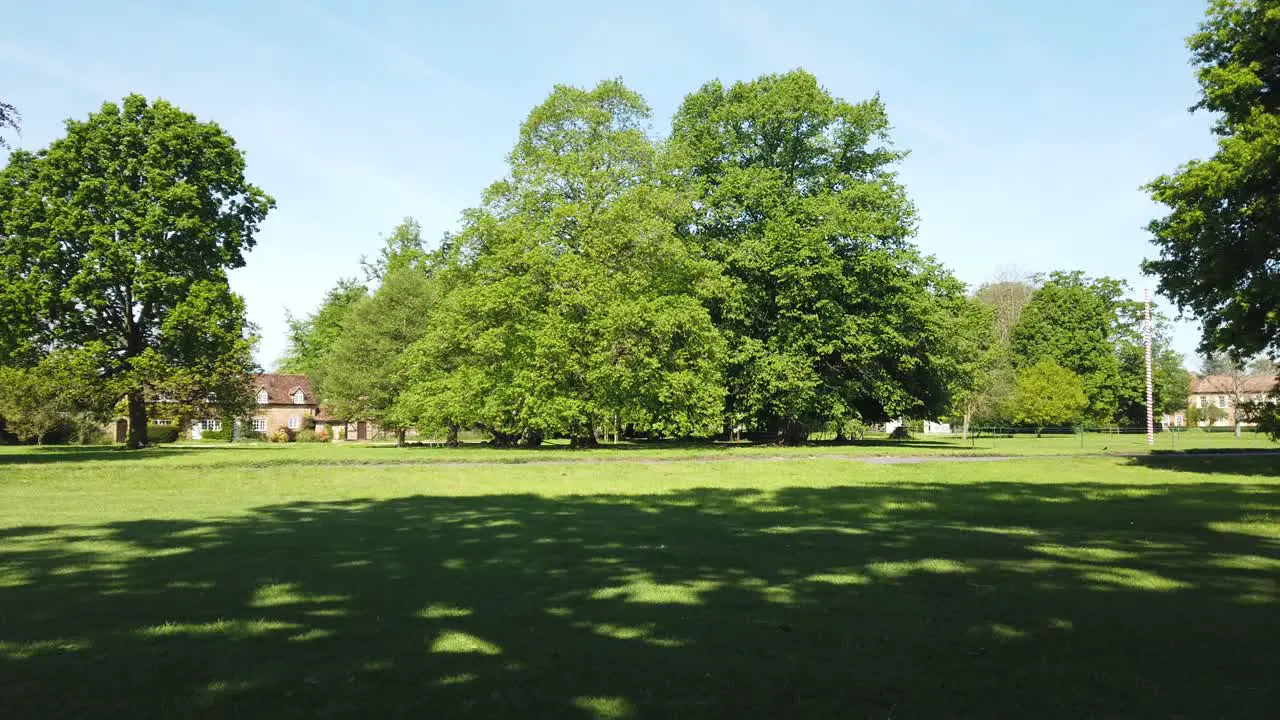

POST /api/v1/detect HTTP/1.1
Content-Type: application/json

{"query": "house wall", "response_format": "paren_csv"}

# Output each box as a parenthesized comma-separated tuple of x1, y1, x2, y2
(323, 420, 387, 442)
(249, 405, 316, 436)
(1183, 391, 1272, 427)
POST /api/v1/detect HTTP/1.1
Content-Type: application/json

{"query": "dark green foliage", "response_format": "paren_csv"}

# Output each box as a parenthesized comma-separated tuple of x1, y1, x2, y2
(670, 70, 977, 438)
(1145, 0, 1280, 358)
(0, 349, 119, 444)
(146, 425, 180, 444)
(1011, 272, 1136, 422)
(0, 95, 270, 448)
(295, 429, 322, 443)
(200, 428, 233, 442)
(398, 79, 726, 444)
(323, 221, 439, 435)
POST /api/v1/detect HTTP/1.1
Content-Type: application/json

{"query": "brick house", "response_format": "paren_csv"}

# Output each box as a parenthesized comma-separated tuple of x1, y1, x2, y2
(110, 372, 384, 442)
(1165, 373, 1275, 428)
(239, 373, 320, 438)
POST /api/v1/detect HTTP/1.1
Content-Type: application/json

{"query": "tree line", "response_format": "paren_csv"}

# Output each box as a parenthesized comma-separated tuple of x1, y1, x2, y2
(281, 74, 1196, 445)
(6, 0, 1280, 449)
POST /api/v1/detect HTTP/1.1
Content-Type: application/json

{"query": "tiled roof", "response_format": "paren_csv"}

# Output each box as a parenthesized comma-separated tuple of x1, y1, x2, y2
(253, 374, 317, 405)
(1190, 374, 1276, 395)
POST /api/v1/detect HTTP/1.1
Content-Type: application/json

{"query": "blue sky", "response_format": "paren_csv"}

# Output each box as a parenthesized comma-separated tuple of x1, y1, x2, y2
(2, 0, 1217, 368)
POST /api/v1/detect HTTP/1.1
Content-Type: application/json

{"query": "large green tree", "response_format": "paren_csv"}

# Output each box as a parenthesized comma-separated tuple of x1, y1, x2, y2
(1012, 360, 1089, 435)
(0, 95, 271, 447)
(398, 80, 726, 446)
(1010, 272, 1134, 422)
(1145, 0, 1280, 360)
(967, 274, 1038, 429)
(322, 221, 441, 444)
(670, 70, 978, 440)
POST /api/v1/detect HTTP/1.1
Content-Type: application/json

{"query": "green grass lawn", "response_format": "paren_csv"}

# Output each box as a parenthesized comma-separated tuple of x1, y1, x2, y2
(0, 427, 1274, 470)
(1, 447, 1276, 718)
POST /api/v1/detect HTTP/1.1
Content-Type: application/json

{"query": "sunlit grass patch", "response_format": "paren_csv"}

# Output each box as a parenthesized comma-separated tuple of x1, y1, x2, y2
(139, 619, 300, 639)
(429, 630, 501, 655)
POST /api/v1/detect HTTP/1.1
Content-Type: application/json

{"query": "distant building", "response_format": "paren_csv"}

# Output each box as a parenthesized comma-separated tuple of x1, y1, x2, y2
(1164, 373, 1275, 428)
(111, 373, 384, 442)
(236, 373, 319, 439)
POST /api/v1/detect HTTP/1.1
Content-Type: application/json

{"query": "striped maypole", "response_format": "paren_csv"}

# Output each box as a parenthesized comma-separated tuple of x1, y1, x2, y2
(1145, 289, 1154, 446)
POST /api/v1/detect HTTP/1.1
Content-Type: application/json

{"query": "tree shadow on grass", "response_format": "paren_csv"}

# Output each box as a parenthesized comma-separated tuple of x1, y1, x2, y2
(0, 445, 242, 466)
(1129, 453, 1280, 478)
(1, 480, 1277, 718)
(396, 436, 971, 454)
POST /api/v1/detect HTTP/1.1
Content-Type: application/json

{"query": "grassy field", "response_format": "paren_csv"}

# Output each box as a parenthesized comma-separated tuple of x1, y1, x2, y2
(0, 428, 1275, 470)
(1, 446, 1277, 718)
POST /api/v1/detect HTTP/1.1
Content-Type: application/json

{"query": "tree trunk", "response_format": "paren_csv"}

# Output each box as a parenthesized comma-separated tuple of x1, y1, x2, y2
(397, 428, 407, 447)
(127, 390, 148, 449)
(773, 417, 807, 445)
(447, 424, 459, 448)
(1234, 421, 1242, 438)
(962, 409, 972, 441)
(521, 429, 543, 447)
(489, 430, 519, 447)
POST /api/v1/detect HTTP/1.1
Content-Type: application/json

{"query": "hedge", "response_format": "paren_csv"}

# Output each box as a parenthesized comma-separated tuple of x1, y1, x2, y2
(146, 425, 180, 444)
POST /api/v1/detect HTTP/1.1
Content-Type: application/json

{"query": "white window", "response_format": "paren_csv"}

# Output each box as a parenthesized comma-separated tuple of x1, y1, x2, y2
(1197, 396, 1207, 408)
(1217, 395, 1227, 408)
(252, 418, 267, 433)
(152, 419, 172, 426)
(287, 416, 300, 430)
(202, 418, 222, 431)
(292, 390, 305, 405)
(256, 389, 269, 404)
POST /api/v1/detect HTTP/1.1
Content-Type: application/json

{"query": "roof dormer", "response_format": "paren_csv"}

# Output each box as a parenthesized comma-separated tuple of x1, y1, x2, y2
(256, 388, 269, 404)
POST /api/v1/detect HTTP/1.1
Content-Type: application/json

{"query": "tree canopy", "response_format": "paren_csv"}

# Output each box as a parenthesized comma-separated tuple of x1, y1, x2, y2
(0, 94, 272, 447)
(1010, 272, 1133, 422)
(670, 70, 977, 440)
(1145, 0, 1280, 360)
(321, 220, 441, 442)
(396, 80, 726, 446)
(1012, 360, 1089, 434)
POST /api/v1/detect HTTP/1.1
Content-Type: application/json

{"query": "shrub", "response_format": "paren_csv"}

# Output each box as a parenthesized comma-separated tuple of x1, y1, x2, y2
(840, 419, 868, 441)
(295, 429, 325, 443)
(147, 425, 180, 444)
(889, 425, 912, 440)
(237, 429, 266, 442)
(201, 428, 232, 442)
(269, 427, 294, 443)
